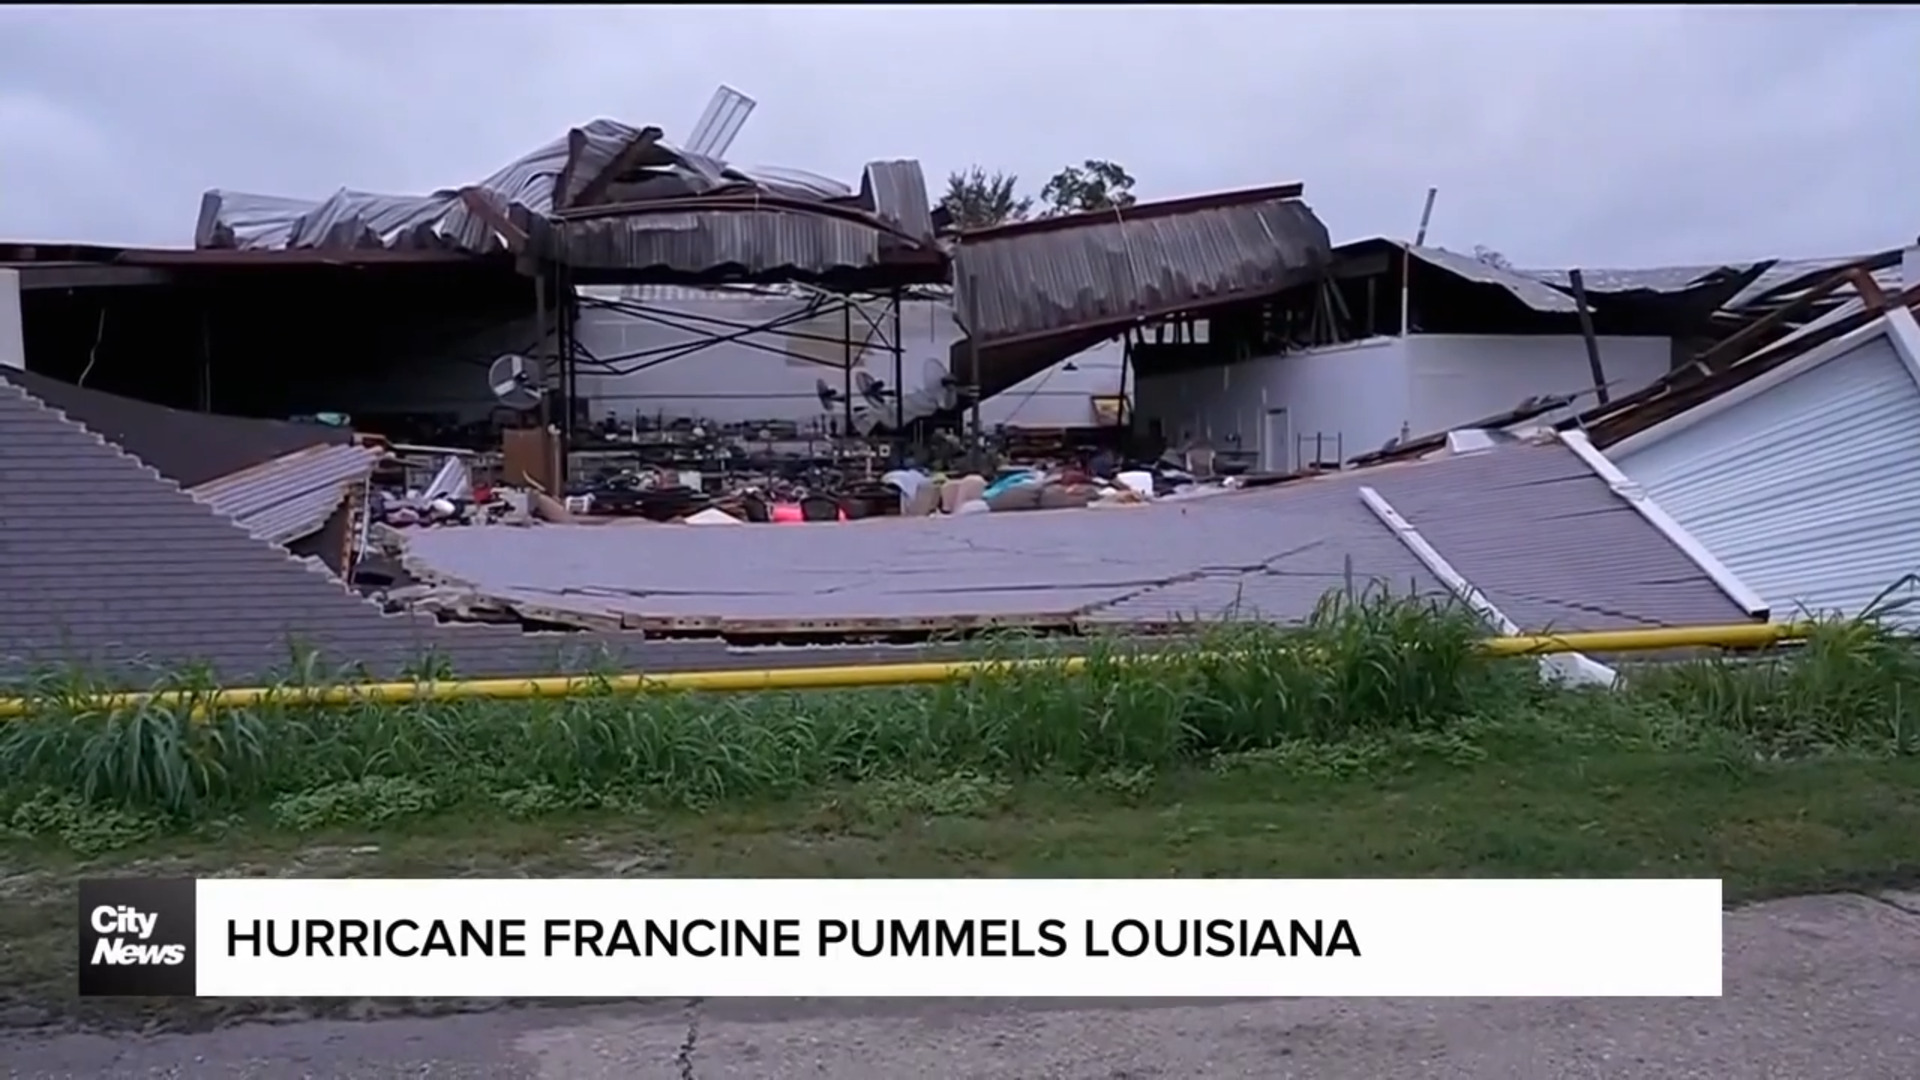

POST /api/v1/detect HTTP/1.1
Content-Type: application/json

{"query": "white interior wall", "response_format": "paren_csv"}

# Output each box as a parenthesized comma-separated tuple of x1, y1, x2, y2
(1404, 334, 1672, 434)
(1134, 338, 1413, 470)
(1132, 333, 1673, 472)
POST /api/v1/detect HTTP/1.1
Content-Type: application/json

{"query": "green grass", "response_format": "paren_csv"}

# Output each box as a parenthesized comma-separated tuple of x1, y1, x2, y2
(1, 586, 1916, 853)
(4, 587, 1920, 1029)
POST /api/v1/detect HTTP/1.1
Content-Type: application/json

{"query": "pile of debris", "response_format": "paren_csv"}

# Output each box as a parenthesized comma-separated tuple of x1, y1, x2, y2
(368, 454, 574, 529)
(362, 441, 1247, 531)
(879, 452, 1239, 519)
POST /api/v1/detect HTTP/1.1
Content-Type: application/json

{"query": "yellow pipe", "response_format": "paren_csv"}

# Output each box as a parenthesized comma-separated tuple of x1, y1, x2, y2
(0, 621, 1811, 719)
(1478, 621, 1803, 656)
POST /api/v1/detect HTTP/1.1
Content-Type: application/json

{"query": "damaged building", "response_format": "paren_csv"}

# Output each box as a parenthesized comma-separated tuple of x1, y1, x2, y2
(1, 92, 1914, 688)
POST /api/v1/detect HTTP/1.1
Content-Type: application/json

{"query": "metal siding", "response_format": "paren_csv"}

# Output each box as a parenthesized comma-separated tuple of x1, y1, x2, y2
(552, 210, 883, 277)
(1613, 334, 1920, 622)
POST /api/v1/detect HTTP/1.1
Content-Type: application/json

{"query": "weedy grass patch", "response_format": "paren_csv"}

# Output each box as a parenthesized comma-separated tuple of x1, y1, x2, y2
(0, 587, 1916, 855)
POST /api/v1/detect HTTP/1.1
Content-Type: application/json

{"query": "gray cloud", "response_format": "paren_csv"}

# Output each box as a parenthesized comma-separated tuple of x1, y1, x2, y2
(0, 4, 1910, 267)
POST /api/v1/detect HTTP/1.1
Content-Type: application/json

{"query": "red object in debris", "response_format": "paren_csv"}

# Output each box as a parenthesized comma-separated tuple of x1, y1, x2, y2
(770, 502, 848, 523)
(472, 485, 493, 504)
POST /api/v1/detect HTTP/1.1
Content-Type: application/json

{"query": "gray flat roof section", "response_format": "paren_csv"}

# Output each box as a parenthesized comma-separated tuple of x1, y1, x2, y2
(1356, 444, 1755, 631)
(397, 440, 1757, 638)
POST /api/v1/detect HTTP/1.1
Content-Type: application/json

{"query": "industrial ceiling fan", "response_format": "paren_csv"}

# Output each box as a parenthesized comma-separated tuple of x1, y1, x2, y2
(487, 353, 545, 411)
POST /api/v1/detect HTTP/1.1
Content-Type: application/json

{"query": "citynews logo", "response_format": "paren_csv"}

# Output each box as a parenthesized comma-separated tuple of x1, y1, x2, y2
(77, 878, 197, 996)
(90, 905, 185, 966)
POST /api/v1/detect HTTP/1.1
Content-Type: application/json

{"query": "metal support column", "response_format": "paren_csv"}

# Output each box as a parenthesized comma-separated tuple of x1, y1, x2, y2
(533, 270, 550, 441)
(840, 300, 855, 438)
(890, 287, 905, 456)
(554, 259, 577, 480)
(963, 273, 985, 474)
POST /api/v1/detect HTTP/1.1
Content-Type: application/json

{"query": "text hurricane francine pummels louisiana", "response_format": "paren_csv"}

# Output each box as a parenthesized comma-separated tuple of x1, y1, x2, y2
(225, 915, 1362, 960)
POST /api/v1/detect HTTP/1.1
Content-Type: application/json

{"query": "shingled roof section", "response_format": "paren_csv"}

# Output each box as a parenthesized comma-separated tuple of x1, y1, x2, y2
(2, 367, 352, 488)
(0, 374, 648, 688)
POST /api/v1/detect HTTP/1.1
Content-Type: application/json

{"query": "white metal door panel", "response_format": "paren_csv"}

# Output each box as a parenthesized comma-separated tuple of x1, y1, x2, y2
(1614, 336, 1920, 622)
(1262, 408, 1291, 472)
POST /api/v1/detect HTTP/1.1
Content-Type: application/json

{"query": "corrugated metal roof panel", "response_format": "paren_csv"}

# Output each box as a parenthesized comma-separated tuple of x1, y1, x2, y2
(1521, 251, 1900, 309)
(1406, 246, 1579, 313)
(197, 115, 935, 271)
(552, 209, 884, 278)
(861, 160, 935, 243)
(1522, 264, 1733, 295)
(1726, 254, 1900, 309)
(954, 194, 1331, 347)
(189, 443, 383, 546)
(579, 283, 792, 303)
(199, 119, 634, 255)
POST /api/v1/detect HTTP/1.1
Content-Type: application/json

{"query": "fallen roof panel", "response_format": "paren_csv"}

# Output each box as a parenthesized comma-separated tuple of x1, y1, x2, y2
(952, 184, 1330, 348)
(189, 442, 384, 547)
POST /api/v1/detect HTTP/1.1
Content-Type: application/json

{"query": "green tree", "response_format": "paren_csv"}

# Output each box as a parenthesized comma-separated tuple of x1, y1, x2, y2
(1040, 159, 1138, 216)
(937, 166, 1033, 230)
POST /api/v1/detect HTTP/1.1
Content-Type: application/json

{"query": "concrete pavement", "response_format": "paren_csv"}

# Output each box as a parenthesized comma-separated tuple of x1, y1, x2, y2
(7, 891, 1920, 1079)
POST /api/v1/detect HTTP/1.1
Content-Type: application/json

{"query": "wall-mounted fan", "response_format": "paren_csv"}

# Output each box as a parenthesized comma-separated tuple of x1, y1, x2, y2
(854, 371, 892, 407)
(487, 353, 544, 411)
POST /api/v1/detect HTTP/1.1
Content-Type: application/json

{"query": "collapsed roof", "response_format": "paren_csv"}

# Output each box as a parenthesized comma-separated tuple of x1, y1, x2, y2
(196, 119, 942, 286)
(1396, 243, 1904, 337)
(392, 435, 1756, 642)
(945, 183, 1334, 403)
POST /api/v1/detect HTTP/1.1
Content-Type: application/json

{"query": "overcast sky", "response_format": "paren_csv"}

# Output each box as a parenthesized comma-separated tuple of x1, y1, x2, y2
(0, 5, 1909, 267)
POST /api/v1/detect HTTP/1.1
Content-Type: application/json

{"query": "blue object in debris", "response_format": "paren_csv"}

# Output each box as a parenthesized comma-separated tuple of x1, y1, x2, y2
(982, 470, 1042, 501)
